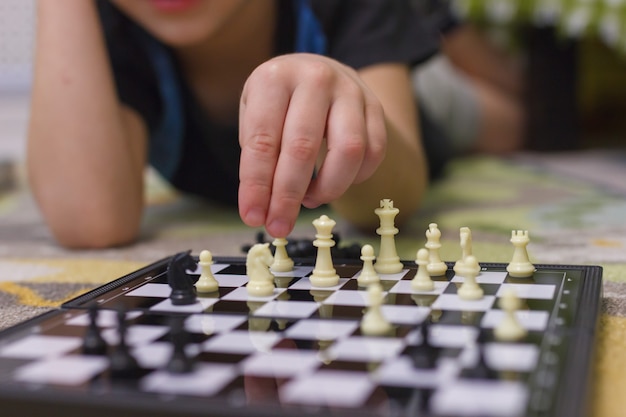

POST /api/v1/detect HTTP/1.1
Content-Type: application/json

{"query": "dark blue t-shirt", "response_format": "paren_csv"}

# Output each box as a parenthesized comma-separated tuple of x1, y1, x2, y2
(97, 0, 439, 205)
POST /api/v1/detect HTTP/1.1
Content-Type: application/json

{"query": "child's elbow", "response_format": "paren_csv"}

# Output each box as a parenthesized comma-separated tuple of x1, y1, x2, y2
(48, 216, 139, 249)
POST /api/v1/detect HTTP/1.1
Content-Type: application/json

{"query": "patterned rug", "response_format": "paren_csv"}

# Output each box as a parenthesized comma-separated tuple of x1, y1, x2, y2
(2, 151, 626, 416)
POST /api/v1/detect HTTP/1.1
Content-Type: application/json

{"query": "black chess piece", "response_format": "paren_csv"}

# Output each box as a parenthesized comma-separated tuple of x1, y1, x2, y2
(464, 331, 498, 380)
(82, 304, 107, 355)
(166, 316, 195, 374)
(471, 347, 499, 380)
(109, 309, 141, 378)
(408, 320, 438, 369)
(168, 250, 199, 306)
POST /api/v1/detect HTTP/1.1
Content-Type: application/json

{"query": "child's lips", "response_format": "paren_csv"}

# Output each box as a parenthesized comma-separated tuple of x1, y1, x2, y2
(147, 0, 201, 13)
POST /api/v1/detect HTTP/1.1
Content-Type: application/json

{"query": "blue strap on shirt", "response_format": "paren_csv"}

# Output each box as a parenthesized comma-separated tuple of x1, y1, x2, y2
(294, 0, 327, 54)
(142, 0, 327, 181)
(134, 28, 185, 181)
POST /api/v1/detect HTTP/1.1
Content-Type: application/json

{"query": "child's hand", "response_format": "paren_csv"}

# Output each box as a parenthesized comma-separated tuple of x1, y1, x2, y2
(238, 53, 386, 238)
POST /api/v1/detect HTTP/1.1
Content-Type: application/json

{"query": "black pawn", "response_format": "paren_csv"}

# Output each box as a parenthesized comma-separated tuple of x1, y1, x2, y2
(109, 309, 140, 378)
(405, 388, 433, 416)
(465, 331, 498, 380)
(166, 316, 195, 374)
(408, 320, 438, 369)
(82, 305, 107, 355)
(467, 348, 498, 380)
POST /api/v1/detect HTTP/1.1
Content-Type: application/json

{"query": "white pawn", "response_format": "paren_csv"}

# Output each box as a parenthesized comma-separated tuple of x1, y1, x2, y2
(425, 223, 447, 276)
(506, 230, 535, 278)
(457, 255, 483, 300)
(494, 288, 527, 341)
(195, 250, 219, 293)
(358, 244, 380, 287)
(246, 243, 275, 297)
(412, 248, 434, 291)
(271, 237, 294, 272)
(360, 282, 392, 336)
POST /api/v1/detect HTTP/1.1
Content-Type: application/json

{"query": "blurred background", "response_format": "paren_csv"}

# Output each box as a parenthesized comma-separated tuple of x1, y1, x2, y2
(0, 0, 33, 161)
(454, 0, 626, 152)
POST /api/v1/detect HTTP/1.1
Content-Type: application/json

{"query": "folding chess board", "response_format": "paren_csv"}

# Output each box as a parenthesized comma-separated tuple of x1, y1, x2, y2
(0, 255, 602, 417)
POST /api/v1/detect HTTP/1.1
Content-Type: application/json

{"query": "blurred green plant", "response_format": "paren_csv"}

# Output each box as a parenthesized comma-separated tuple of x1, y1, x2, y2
(455, 0, 626, 52)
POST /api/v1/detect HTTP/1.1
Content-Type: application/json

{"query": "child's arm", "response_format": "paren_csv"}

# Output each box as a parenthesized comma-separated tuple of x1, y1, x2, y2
(27, 0, 147, 248)
(331, 62, 426, 229)
(238, 54, 425, 238)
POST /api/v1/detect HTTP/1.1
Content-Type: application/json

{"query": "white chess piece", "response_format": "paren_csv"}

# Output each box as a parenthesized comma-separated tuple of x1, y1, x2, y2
(506, 230, 535, 278)
(453, 227, 473, 273)
(246, 243, 275, 297)
(494, 288, 527, 341)
(271, 237, 294, 272)
(195, 250, 219, 293)
(309, 215, 340, 287)
(456, 255, 483, 300)
(374, 199, 404, 274)
(360, 283, 392, 336)
(357, 244, 380, 287)
(425, 223, 447, 276)
(412, 248, 434, 291)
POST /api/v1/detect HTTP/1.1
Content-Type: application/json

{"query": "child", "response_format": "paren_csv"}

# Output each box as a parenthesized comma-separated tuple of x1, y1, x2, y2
(27, 0, 438, 248)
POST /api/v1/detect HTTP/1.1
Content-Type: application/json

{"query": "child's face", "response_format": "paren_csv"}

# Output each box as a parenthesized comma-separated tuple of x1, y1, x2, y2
(109, 0, 256, 47)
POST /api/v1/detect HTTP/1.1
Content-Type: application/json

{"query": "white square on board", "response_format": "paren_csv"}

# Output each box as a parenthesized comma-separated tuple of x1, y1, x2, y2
(485, 343, 539, 372)
(273, 266, 314, 278)
(353, 269, 410, 282)
(431, 294, 496, 312)
(287, 277, 349, 291)
(0, 335, 82, 359)
(253, 300, 319, 319)
(15, 356, 108, 385)
(451, 271, 508, 284)
(381, 305, 430, 325)
(431, 380, 528, 417)
(125, 283, 170, 298)
(142, 364, 236, 396)
(496, 283, 556, 300)
(405, 325, 479, 348)
(285, 318, 359, 341)
(389, 280, 450, 295)
(375, 356, 459, 388)
(213, 274, 249, 288)
(322, 289, 377, 307)
(220, 286, 284, 302)
(184, 314, 247, 335)
(150, 297, 218, 313)
(240, 349, 321, 377)
(202, 330, 280, 354)
(328, 336, 404, 362)
(280, 371, 374, 407)
(481, 310, 549, 332)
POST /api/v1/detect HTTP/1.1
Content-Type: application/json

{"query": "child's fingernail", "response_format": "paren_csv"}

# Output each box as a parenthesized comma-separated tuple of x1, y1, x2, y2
(245, 208, 265, 226)
(268, 219, 291, 238)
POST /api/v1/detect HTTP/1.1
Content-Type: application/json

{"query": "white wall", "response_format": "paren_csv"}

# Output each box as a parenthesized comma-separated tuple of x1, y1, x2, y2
(0, 0, 35, 160)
